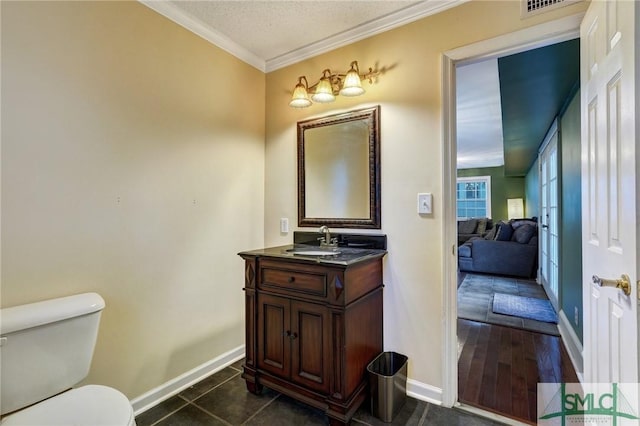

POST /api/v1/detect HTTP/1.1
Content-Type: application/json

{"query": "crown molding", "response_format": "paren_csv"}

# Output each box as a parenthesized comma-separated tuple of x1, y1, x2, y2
(140, 0, 468, 74)
(139, 0, 266, 72)
(266, 0, 469, 72)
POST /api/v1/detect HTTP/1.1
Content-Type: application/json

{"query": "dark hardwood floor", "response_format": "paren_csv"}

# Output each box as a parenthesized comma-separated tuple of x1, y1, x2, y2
(458, 318, 578, 424)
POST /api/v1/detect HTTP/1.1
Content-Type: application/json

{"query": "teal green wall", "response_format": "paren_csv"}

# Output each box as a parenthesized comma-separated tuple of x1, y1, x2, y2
(559, 89, 583, 343)
(525, 158, 539, 218)
(457, 166, 525, 222)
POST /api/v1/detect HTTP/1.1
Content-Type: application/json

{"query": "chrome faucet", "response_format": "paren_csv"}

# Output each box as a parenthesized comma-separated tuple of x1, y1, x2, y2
(318, 226, 338, 248)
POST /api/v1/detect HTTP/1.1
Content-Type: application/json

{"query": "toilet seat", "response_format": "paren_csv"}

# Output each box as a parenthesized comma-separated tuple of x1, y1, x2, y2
(1, 385, 135, 426)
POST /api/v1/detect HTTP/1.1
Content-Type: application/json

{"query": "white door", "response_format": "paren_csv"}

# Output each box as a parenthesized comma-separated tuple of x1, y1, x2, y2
(539, 122, 559, 309)
(581, 0, 638, 384)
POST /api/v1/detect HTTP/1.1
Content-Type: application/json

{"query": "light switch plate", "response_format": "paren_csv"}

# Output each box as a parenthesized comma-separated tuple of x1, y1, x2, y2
(280, 218, 289, 233)
(417, 193, 432, 214)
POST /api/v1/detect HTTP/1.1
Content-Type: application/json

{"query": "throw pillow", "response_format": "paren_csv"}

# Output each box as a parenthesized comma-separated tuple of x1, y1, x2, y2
(476, 219, 488, 235)
(512, 223, 536, 244)
(458, 219, 478, 234)
(484, 226, 498, 240)
(511, 219, 537, 229)
(494, 221, 514, 241)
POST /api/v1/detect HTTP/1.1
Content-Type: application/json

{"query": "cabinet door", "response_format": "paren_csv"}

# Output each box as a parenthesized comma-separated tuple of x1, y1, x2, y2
(257, 294, 290, 378)
(290, 300, 331, 394)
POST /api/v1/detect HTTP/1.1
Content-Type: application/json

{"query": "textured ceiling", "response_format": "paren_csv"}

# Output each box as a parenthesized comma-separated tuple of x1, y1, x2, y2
(143, 0, 463, 71)
(168, 1, 421, 63)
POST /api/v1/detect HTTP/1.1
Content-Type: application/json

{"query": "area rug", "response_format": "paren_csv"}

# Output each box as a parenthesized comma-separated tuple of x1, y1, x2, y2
(492, 293, 558, 324)
(457, 273, 560, 336)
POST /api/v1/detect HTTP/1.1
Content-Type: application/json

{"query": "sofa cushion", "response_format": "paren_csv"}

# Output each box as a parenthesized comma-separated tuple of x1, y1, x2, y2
(458, 219, 478, 234)
(494, 222, 514, 241)
(512, 223, 536, 244)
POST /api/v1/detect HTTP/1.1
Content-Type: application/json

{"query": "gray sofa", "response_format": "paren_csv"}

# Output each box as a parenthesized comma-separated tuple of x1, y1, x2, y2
(457, 218, 493, 245)
(458, 219, 538, 278)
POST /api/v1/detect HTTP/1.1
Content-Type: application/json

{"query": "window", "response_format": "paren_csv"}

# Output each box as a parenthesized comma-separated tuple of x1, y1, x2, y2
(457, 176, 491, 219)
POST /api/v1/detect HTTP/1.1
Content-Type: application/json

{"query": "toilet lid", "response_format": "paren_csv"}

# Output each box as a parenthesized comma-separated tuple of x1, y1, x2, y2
(2, 385, 134, 426)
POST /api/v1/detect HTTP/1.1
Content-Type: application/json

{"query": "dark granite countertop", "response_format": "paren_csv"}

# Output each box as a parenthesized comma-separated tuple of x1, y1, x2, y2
(238, 244, 386, 266)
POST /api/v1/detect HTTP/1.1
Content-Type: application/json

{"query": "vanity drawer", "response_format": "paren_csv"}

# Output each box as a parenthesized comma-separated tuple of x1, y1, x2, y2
(260, 267, 327, 297)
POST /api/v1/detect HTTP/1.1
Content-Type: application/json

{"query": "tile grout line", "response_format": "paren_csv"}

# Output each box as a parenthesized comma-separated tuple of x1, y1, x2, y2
(417, 402, 430, 426)
(188, 402, 235, 426)
(146, 368, 241, 425)
(240, 393, 281, 425)
(189, 371, 241, 403)
(181, 369, 244, 426)
(147, 397, 190, 426)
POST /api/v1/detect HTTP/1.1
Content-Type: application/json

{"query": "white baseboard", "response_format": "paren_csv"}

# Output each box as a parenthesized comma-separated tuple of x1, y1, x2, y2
(131, 353, 444, 415)
(131, 345, 245, 416)
(557, 309, 584, 382)
(406, 379, 442, 405)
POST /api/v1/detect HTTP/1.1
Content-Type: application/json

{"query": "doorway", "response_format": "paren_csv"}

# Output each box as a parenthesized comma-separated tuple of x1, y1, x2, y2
(441, 13, 584, 422)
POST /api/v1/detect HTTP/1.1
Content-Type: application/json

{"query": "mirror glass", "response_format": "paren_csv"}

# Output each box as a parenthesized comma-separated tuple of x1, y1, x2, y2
(298, 106, 380, 229)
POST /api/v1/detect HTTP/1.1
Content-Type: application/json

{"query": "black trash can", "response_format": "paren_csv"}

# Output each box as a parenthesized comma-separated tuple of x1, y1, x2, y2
(367, 351, 408, 422)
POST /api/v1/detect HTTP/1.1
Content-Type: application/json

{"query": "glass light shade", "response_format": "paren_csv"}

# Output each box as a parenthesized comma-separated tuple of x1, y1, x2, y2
(340, 69, 365, 96)
(311, 78, 335, 103)
(289, 82, 312, 108)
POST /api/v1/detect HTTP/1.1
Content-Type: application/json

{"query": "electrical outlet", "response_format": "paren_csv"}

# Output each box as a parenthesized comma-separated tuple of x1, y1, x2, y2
(574, 306, 579, 326)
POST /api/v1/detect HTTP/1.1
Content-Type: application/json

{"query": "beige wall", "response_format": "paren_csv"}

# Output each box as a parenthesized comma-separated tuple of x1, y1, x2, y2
(265, 0, 587, 390)
(1, 1, 265, 398)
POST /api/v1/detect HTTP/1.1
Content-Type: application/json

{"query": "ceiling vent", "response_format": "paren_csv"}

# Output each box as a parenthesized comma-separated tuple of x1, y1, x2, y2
(521, 0, 581, 18)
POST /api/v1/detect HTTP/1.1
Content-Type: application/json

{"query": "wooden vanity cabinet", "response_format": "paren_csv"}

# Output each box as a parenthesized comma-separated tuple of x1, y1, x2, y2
(240, 254, 384, 426)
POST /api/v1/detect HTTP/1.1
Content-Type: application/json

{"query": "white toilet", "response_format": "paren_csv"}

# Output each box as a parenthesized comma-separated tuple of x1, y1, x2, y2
(0, 293, 136, 425)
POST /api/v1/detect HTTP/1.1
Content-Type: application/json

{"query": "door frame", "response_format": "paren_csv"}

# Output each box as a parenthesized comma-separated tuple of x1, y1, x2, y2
(441, 13, 584, 408)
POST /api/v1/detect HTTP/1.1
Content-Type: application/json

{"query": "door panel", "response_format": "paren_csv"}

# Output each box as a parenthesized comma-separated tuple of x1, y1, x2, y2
(257, 293, 290, 378)
(581, 0, 637, 384)
(290, 300, 331, 393)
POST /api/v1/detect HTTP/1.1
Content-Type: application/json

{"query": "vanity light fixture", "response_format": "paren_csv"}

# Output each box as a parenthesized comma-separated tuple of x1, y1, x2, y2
(289, 61, 379, 108)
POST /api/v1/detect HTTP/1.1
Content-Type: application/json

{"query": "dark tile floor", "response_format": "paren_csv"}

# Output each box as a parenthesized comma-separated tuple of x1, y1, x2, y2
(135, 359, 506, 426)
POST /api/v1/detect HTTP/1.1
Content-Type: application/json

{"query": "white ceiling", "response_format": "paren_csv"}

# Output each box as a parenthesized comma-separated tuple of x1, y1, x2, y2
(141, 0, 466, 71)
(140, 0, 498, 169)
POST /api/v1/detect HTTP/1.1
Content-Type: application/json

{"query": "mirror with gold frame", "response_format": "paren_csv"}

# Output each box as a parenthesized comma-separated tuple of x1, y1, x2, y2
(297, 105, 380, 229)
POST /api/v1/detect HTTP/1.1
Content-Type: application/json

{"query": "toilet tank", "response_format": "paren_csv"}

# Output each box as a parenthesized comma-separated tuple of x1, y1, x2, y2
(0, 293, 106, 415)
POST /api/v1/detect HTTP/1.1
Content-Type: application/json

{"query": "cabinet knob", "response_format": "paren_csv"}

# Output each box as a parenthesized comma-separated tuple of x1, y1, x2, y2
(288, 276, 295, 283)
(282, 331, 297, 340)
